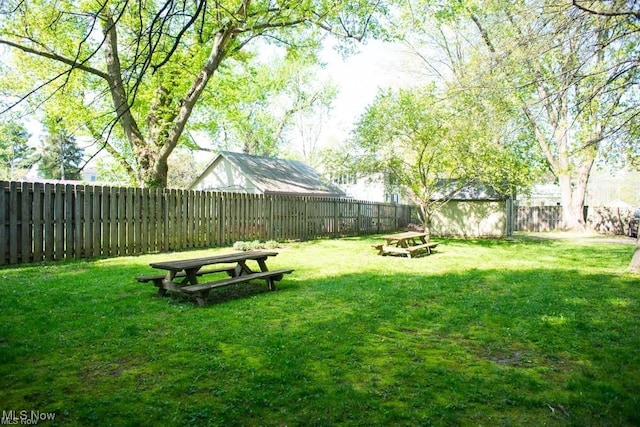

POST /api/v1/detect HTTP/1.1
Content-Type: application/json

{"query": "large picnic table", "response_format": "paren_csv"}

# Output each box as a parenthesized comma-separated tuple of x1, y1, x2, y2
(137, 251, 293, 306)
(373, 231, 439, 258)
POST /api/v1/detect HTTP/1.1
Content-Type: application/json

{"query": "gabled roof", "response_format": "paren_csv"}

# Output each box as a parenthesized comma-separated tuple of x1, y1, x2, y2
(190, 151, 346, 197)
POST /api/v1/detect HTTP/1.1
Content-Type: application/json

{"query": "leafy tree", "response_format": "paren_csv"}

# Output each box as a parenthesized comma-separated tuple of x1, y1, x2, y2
(94, 157, 134, 186)
(406, 0, 639, 231)
(166, 148, 210, 189)
(336, 86, 531, 233)
(0, 119, 36, 180)
(286, 68, 337, 167)
(192, 54, 337, 158)
(0, 0, 388, 188)
(38, 129, 84, 180)
(571, 0, 640, 272)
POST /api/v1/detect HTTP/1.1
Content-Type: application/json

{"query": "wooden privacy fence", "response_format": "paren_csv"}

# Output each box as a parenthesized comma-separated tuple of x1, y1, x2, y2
(515, 206, 563, 232)
(0, 181, 412, 265)
(515, 205, 627, 233)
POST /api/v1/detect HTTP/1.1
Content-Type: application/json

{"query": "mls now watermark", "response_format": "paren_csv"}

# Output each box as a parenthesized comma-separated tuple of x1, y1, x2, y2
(1, 411, 56, 425)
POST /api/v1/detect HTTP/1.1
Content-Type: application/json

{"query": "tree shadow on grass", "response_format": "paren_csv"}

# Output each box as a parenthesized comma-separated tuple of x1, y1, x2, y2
(0, 253, 638, 426)
(159, 281, 278, 306)
(146, 266, 639, 425)
(224, 268, 640, 426)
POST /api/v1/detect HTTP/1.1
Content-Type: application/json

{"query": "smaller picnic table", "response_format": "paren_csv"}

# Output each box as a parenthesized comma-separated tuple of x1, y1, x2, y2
(137, 251, 293, 306)
(373, 231, 438, 258)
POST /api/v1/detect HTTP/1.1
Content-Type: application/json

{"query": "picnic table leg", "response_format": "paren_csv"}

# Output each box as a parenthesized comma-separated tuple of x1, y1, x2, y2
(194, 290, 210, 307)
(235, 258, 278, 290)
(235, 260, 257, 276)
(257, 258, 269, 272)
(159, 271, 178, 296)
(258, 257, 280, 290)
(150, 278, 168, 296)
(184, 268, 200, 286)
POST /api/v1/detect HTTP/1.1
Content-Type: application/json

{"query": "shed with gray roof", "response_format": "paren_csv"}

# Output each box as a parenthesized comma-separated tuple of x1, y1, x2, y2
(189, 151, 346, 197)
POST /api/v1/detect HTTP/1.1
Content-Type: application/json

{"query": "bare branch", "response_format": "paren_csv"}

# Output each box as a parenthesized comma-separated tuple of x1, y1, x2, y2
(0, 38, 110, 80)
(572, 0, 640, 19)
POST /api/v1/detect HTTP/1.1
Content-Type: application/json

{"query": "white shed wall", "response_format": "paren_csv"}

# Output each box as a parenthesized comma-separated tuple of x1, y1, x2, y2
(193, 158, 261, 194)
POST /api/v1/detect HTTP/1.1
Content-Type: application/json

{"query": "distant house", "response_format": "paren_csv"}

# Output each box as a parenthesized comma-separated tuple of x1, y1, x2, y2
(429, 181, 513, 238)
(81, 166, 98, 183)
(189, 151, 346, 197)
(331, 172, 404, 204)
(516, 183, 562, 207)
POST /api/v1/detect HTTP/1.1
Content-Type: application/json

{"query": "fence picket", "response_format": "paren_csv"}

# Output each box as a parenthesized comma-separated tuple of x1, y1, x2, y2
(83, 185, 92, 258)
(33, 183, 44, 262)
(21, 182, 31, 263)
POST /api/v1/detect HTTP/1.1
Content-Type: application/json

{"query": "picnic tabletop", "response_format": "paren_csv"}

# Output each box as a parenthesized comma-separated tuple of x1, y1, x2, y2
(149, 250, 279, 271)
(375, 231, 438, 258)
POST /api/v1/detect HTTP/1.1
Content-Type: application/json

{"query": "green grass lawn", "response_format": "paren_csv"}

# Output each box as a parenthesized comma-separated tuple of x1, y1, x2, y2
(0, 234, 638, 426)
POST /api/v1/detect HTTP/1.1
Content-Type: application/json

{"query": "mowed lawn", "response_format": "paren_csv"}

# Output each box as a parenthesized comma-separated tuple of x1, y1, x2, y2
(0, 234, 638, 426)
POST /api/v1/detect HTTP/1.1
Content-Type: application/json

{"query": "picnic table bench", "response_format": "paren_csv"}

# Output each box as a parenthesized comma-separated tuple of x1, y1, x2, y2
(137, 251, 293, 306)
(373, 231, 438, 258)
(135, 266, 236, 288)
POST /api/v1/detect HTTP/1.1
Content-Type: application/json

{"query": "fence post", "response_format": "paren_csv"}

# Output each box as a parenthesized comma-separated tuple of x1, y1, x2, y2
(218, 192, 225, 246)
(33, 183, 44, 262)
(83, 184, 93, 258)
(20, 182, 31, 263)
(9, 182, 18, 264)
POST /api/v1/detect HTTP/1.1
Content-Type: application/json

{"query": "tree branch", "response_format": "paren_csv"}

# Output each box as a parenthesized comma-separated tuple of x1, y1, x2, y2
(0, 38, 110, 80)
(572, 1, 640, 19)
(101, 12, 146, 148)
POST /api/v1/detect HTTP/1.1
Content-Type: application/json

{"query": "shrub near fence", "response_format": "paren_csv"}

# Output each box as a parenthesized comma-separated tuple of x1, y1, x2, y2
(0, 181, 412, 265)
(588, 206, 635, 235)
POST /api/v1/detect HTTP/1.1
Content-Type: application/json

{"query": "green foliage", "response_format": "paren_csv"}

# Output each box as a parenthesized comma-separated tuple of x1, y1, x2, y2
(165, 148, 209, 189)
(264, 239, 280, 249)
(0, 0, 389, 187)
(446, 1, 636, 225)
(390, 0, 639, 230)
(195, 53, 338, 157)
(341, 84, 534, 228)
(94, 157, 136, 186)
(38, 128, 84, 180)
(351, 86, 458, 194)
(233, 240, 281, 251)
(0, 236, 638, 425)
(0, 118, 37, 180)
(233, 241, 252, 251)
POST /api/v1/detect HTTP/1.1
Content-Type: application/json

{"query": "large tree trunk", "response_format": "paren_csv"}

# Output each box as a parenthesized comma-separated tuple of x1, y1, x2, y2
(556, 155, 595, 231)
(100, 8, 241, 188)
